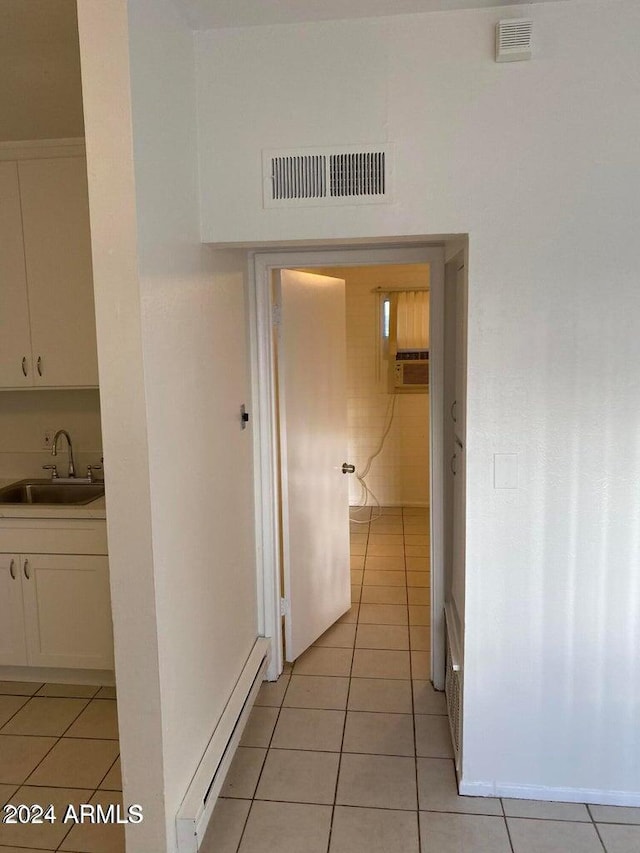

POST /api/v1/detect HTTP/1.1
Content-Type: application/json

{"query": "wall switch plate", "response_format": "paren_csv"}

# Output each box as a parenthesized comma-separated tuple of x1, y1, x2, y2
(42, 429, 55, 452)
(494, 453, 518, 489)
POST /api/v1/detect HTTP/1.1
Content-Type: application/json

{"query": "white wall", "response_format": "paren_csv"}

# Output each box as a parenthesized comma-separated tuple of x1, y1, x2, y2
(312, 265, 430, 506)
(78, 1, 258, 850)
(196, 1, 640, 803)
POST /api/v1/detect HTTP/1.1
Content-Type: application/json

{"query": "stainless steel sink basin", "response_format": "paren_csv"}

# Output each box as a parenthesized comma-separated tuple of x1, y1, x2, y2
(0, 479, 105, 505)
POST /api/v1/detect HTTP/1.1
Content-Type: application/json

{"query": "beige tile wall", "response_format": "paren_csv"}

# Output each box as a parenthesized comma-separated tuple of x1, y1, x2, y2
(310, 265, 430, 507)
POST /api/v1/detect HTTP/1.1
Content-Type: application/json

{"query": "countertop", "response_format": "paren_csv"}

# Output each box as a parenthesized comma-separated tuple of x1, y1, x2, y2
(0, 478, 107, 521)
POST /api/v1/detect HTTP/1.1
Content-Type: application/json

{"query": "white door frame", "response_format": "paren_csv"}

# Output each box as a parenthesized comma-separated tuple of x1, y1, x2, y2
(249, 245, 446, 687)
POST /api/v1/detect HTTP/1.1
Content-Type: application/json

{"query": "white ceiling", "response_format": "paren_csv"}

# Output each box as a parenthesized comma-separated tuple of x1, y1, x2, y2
(179, 0, 568, 30)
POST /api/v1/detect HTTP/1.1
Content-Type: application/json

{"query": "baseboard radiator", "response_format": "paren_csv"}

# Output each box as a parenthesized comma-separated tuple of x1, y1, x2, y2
(176, 637, 271, 853)
(444, 602, 463, 773)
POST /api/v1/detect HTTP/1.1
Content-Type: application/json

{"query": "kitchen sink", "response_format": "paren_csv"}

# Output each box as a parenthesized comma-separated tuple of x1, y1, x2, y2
(0, 479, 105, 505)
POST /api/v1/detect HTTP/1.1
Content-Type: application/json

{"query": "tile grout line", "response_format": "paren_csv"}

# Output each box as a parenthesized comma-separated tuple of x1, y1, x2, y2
(500, 796, 517, 853)
(51, 693, 118, 853)
(0, 693, 34, 733)
(0, 684, 119, 853)
(0, 732, 119, 742)
(324, 512, 369, 852)
(403, 507, 423, 852)
(93, 753, 121, 793)
(222, 793, 634, 823)
(243, 746, 460, 760)
(230, 794, 419, 811)
(589, 804, 609, 853)
(232, 694, 286, 853)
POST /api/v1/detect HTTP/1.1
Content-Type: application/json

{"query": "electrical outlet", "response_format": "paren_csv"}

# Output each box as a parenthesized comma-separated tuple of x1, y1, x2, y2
(42, 429, 55, 452)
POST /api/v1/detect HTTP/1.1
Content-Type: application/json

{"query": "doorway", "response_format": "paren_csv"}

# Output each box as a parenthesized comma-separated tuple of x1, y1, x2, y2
(249, 245, 451, 688)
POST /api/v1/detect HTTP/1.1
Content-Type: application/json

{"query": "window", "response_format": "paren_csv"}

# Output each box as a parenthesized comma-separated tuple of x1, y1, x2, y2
(396, 290, 429, 352)
(379, 289, 430, 392)
(382, 297, 391, 341)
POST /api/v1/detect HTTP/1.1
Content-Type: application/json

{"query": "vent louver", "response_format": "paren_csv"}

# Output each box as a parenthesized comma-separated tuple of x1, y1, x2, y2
(330, 152, 385, 197)
(495, 18, 533, 62)
(271, 155, 326, 201)
(263, 145, 392, 208)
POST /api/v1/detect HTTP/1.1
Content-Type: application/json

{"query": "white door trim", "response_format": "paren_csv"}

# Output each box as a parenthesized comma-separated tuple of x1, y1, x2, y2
(248, 245, 446, 685)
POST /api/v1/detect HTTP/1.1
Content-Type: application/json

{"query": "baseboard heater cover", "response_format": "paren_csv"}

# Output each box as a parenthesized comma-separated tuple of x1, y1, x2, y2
(176, 637, 270, 853)
(444, 602, 463, 773)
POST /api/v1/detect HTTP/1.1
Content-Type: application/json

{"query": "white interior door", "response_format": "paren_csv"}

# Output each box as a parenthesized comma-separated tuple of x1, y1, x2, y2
(276, 269, 351, 661)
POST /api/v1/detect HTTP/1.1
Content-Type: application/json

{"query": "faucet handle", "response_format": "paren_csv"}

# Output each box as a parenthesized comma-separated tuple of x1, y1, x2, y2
(86, 464, 103, 483)
(42, 464, 58, 479)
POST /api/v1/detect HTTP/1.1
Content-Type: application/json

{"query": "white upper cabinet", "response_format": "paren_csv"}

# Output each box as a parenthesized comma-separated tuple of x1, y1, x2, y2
(0, 162, 33, 387)
(0, 149, 98, 389)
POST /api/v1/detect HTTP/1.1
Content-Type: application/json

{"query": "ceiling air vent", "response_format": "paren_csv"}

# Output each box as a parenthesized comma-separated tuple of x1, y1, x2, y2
(495, 18, 533, 62)
(263, 145, 393, 208)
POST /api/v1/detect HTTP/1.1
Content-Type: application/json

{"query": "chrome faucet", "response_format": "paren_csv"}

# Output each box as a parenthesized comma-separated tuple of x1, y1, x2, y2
(52, 430, 76, 478)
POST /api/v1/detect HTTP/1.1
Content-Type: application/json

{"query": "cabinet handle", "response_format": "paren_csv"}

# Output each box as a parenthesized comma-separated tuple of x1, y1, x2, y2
(9, 559, 16, 580)
(450, 453, 457, 476)
(37, 356, 42, 377)
(23, 559, 30, 580)
(451, 400, 457, 424)
(22, 357, 28, 377)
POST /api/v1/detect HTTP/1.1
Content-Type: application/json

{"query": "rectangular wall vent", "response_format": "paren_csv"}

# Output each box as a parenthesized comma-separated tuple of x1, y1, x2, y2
(263, 145, 392, 208)
(495, 18, 533, 62)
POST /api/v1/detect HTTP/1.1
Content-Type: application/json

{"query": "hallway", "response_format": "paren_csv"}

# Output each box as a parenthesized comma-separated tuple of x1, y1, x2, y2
(203, 506, 439, 851)
(203, 505, 640, 853)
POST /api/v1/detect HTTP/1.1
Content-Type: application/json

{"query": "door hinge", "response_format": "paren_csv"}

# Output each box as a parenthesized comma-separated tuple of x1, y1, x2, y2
(280, 597, 289, 616)
(272, 303, 282, 327)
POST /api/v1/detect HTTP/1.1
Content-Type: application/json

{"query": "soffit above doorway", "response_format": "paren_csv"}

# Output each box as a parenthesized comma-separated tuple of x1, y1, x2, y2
(178, 0, 569, 30)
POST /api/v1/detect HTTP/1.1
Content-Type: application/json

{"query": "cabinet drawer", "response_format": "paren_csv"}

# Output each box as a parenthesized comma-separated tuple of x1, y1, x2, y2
(0, 519, 107, 555)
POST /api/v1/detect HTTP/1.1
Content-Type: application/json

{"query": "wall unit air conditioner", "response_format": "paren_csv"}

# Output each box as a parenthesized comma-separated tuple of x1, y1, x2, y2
(392, 351, 429, 393)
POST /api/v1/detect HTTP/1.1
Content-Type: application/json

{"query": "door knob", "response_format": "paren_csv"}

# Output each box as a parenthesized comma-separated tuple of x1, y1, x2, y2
(342, 463, 356, 474)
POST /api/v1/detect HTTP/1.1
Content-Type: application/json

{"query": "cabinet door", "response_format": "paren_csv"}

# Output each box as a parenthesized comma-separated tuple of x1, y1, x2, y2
(0, 554, 28, 665)
(0, 163, 33, 387)
(22, 554, 113, 669)
(18, 157, 99, 388)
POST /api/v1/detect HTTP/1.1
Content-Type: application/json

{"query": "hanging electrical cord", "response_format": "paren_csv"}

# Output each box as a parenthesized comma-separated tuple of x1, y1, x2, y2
(349, 393, 398, 524)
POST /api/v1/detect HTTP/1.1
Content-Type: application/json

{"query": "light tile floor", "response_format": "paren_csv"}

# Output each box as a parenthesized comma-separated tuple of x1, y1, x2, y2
(3, 507, 637, 851)
(204, 505, 640, 853)
(0, 681, 122, 852)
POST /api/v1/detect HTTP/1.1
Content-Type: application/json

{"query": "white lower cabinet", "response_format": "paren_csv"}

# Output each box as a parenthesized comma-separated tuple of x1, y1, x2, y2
(0, 521, 113, 671)
(22, 554, 113, 669)
(0, 554, 28, 666)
